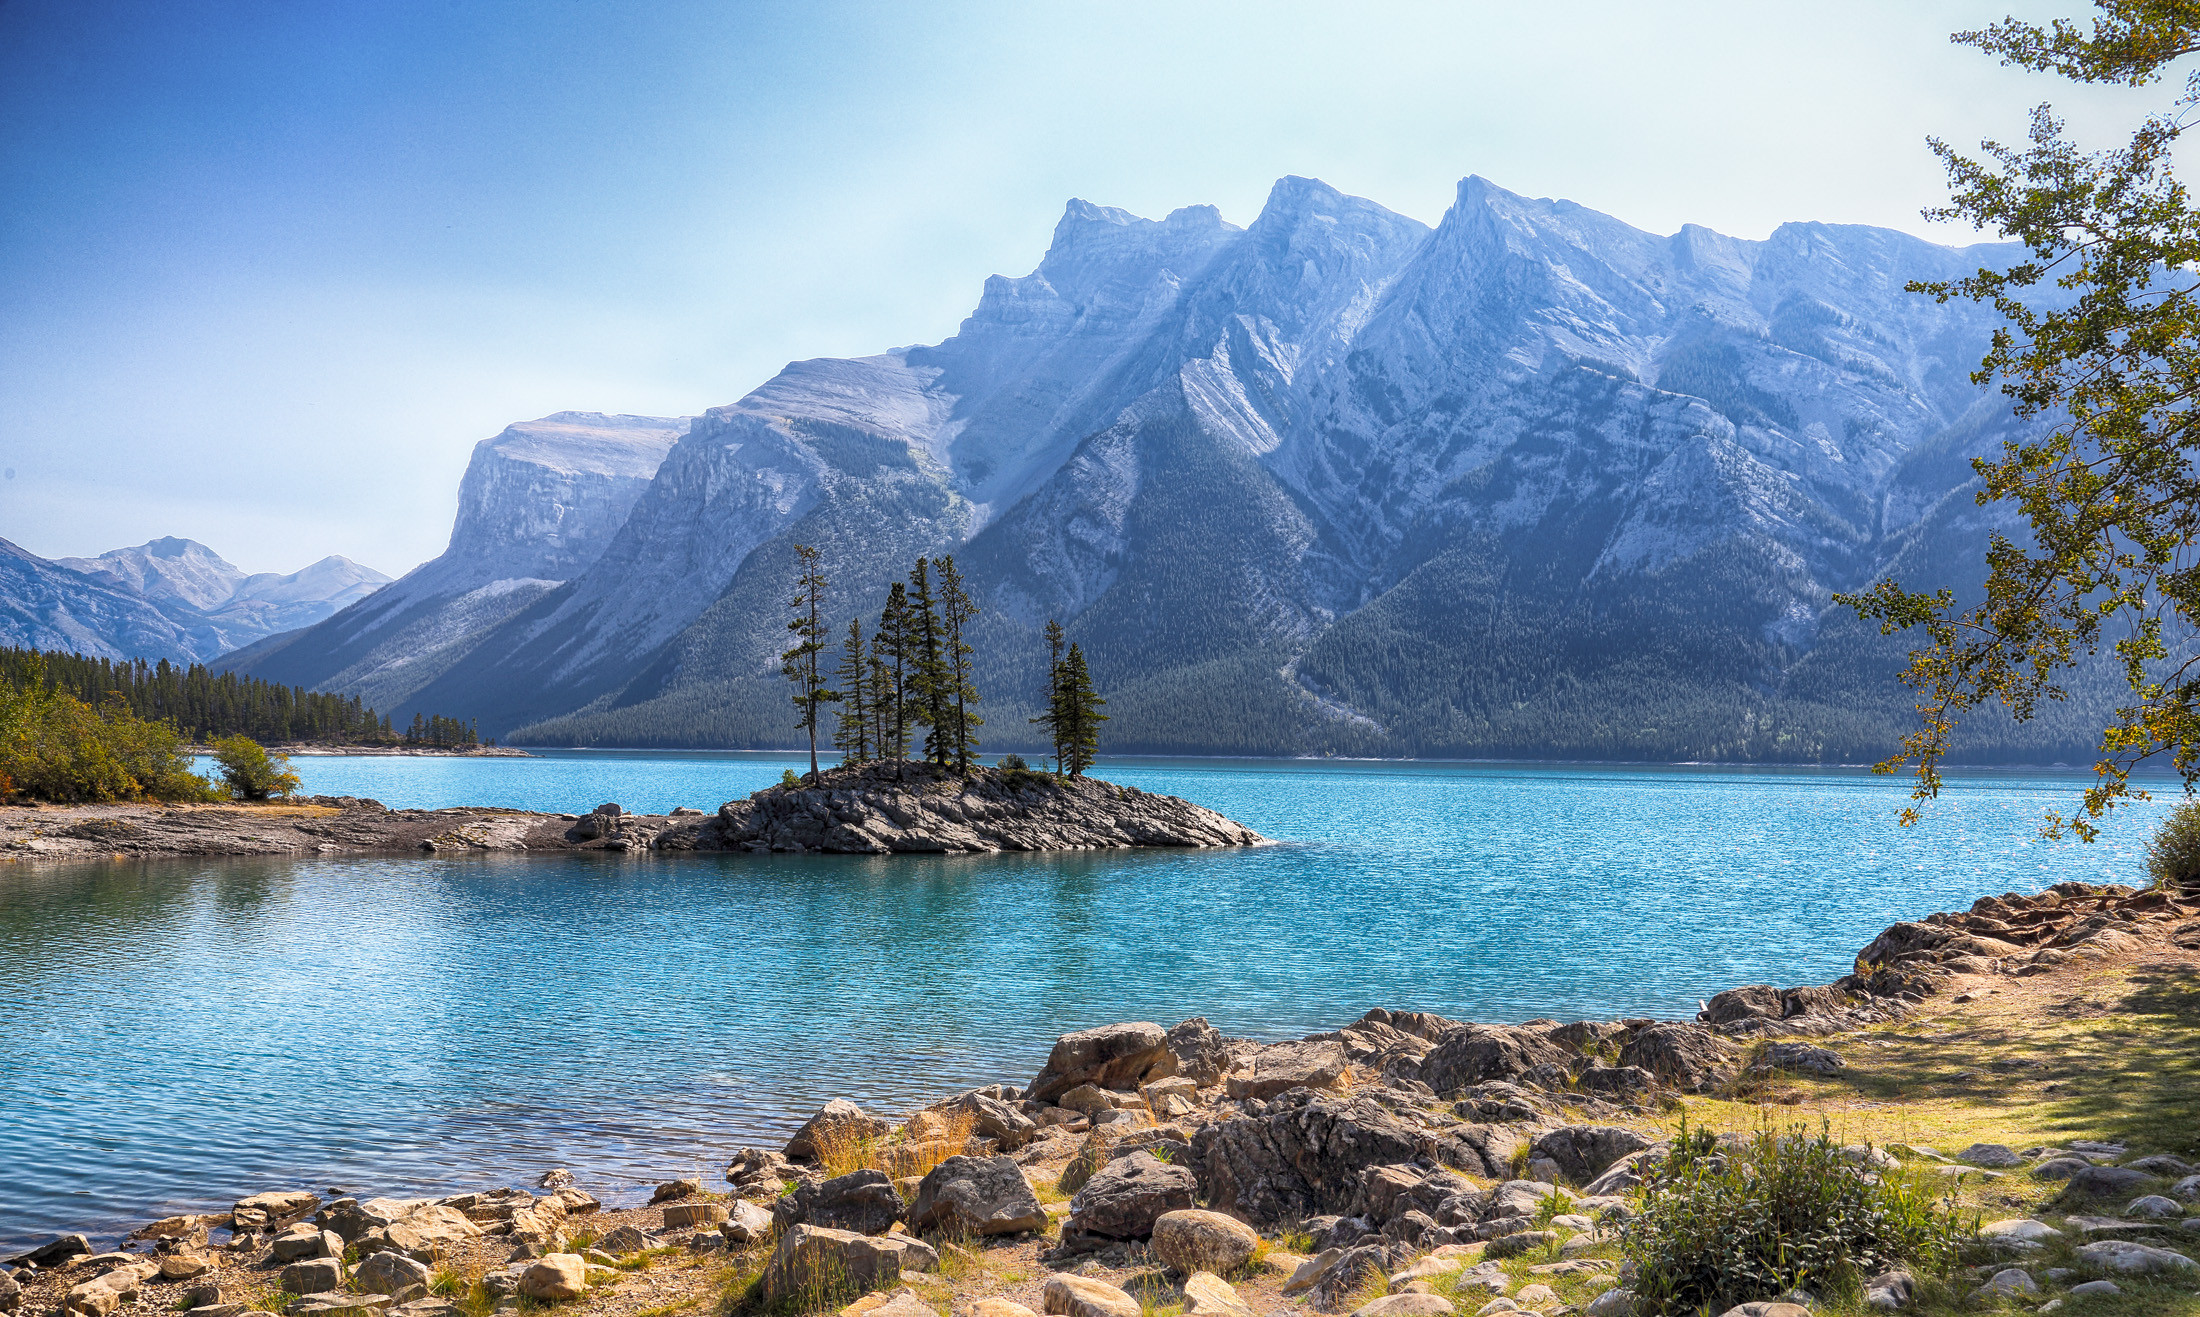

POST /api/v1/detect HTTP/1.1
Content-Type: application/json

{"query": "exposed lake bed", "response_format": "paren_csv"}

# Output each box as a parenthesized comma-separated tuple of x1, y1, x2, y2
(0, 754, 2184, 1258)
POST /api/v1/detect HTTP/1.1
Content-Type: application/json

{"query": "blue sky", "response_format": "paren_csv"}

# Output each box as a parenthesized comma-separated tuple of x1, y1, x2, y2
(0, 0, 2160, 574)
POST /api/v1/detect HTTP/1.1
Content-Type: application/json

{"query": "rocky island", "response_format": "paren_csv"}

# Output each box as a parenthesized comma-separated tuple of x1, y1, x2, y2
(0, 764, 1261, 861)
(2, 880, 2194, 1317)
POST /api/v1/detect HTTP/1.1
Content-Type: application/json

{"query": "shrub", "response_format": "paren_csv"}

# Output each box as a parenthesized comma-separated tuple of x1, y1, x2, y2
(0, 662, 215, 803)
(1618, 1118, 1970, 1316)
(780, 768, 801, 788)
(211, 735, 301, 801)
(2147, 797, 2200, 890)
(997, 753, 1028, 770)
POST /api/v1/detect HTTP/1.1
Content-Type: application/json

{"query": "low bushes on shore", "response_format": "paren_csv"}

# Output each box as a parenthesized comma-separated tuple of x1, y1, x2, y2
(0, 660, 216, 803)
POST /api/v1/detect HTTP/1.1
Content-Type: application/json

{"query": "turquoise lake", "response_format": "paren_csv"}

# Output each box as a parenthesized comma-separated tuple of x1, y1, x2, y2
(0, 752, 2174, 1253)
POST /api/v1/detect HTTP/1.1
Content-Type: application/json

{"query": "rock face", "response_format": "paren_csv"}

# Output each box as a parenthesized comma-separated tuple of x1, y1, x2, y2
(1420, 1026, 1570, 1093)
(1028, 1022, 1175, 1102)
(1224, 1040, 1349, 1100)
(1189, 1094, 1517, 1224)
(709, 763, 1263, 854)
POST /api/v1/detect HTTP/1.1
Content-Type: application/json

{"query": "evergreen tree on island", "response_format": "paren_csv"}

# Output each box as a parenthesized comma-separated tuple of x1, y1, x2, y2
(935, 554, 983, 773)
(1029, 619, 1068, 772)
(832, 618, 871, 765)
(906, 558, 952, 767)
(780, 544, 839, 783)
(1060, 642, 1106, 777)
(873, 582, 913, 760)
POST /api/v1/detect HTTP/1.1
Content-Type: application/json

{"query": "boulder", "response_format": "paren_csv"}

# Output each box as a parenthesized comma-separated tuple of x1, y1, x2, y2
(280, 1259, 345, 1295)
(1064, 1152, 1197, 1245)
(2074, 1240, 2199, 1273)
(1863, 1269, 1914, 1310)
(775, 1169, 907, 1235)
(1028, 1023, 1173, 1103)
(2127, 1195, 2182, 1218)
(760, 1225, 938, 1305)
(272, 1223, 339, 1261)
(159, 1253, 213, 1280)
(1152, 1209, 1260, 1274)
(651, 1178, 702, 1204)
(2033, 1157, 2092, 1181)
(786, 1099, 898, 1162)
(0, 1273, 19, 1317)
(725, 1147, 798, 1199)
(1616, 1024, 1734, 1093)
(1957, 1143, 2022, 1169)
(1421, 1027, 1570, 1093)
(1975, 1269, 2038, 1298)
(1224, 1040, 1350, 1100)
(966, 1302, 1041, 1317)
(720, 1200, 776, 1244)
(1980, 1218, 2062, 1246)
(2071, 1281, 2123, 1297)
(2128, 1155, 2195, 1177)
(1191, 1095, 1517, 1224)
(5, 1234, 92, 1269)
(1166, 1018, 1256, 1087)
(663, 1202, 729, 1229)
(1041, 1275, 1140, 1317)
(2065, 1165, 2156, 1197)
(1184, 1271, 1256, 1317)
(235, 1192, 322, 1230)
(367, 1207, 483, 1262)
(1513, 1285, 1557, 1306)
(1700, 986, 1783, 1025)
(1352, 1297, 1453, 1317)
(843, 1295, 933, 1317)
(1484, 1231, 1558, 1259)
(937, 1091, 1040, 1151)
(352, 1253, 433, 1300)
(1585, 1291, 1636, 1317)
(1308, 1245, 1396, 1313)
(519, 1255, 588, 1301)
(2173, 1174, 2200, 1201)
(1764, 1044, 1844, 1077)
(909, 1155, 1046, 1236)
(1528, 1128, 1652, 1185)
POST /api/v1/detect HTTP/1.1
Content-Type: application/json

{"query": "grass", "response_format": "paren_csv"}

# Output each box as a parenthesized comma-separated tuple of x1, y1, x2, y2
(810, 1106, 979, 1181)
(612, 1246, 687, 1273)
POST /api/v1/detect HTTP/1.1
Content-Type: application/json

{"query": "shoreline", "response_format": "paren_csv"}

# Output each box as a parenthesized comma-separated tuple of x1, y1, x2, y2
(184, 744, 533, 758)
(3, 880, 2192, 1315)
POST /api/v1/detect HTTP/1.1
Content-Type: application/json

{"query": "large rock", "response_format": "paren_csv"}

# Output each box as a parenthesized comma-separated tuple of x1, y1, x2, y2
(720, 1200, 776, 1244)
(1166, 1018, 1256, 1087)
(1028, 1023, 1173, 1103)
(935, 1092, 1040, 1151)
(280, 1259, 345, 1295)
(352, 1253, 433, 1300)
(1527, 1127, 1652, 1186)
(2075, 1241, 2199, 1273)
(1764, 1044, 1844, 1077)
(1616, 1024, 1734, 1093)
(1421, 1027, 1570, 1093)
(5, 1234, 91, 1268)
(909, 1155, 1045, 1236)
(1191, 1095, 1518, 1224)
(1041, 1275, 1141, 1317)
(2064, 1165, 2156, 1197)
(519, 1255, 588, 1301)
(1184, 1272, 1256, 1317)
(1699, 986, 1782, 1026)
(1352, 1298, 1453, 1317)
(775, 1169, 907, 1235)
(786, 1099, 898, 1162)
(761, 1226, 938, 1305)
(235, 1191, 323, 1229)
(1064, 1152, 1198, 1245)
(365, 1206, 484, 1260)
(1152, 1209, 1260, 1274)
(1308, 1245, 1395, 1313)
(1224, 1040, 1349, 1100)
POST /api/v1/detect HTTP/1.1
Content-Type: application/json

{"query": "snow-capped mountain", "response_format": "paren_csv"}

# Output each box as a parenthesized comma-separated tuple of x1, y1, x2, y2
(226, 174, 2099, 761)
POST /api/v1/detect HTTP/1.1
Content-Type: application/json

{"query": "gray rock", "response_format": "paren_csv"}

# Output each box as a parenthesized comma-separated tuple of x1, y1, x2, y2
(2070, 1281, 2122, 1296)
(1585, 1290, 1635, 1317)
(1617, 1023, 1735, 1093)
(1864, 1268, 1914, 1309)
(1484, 1231, 1558, 1260)
(1421, 1026, 1570, 1093)
(280, 1258, 345, 1295)
(719, 1201, 775, 1244)
(1042, 1274, 1141, 1317)
(1528, 1127, 1652, 1185)
(352, 1253, 432, 1299)
(1958, 1144, 2022, 1169)
(649, 1178, 701, 1204)
(6, 1235, 92, 1269)
(2170, 1174, 2200, 1201)
(2035, 1157, 2094, 1181)
(2064, 1165, 2156, 1197)
(1977, 1269, 2038, 1297)
(773, 1169, 905, 1236)
(936, 1091, 1040, 1151)
(1064, 1152, 1197, 1245)
(2126, 1155, 2193, 1177)
(2126, 1195, 2182, 1218)
(272, 1224, 339, 1262)
(2074, 1240, 2199, 1273)
(1028, 1022, 1173, 1103)
(661, 1202, 727, 1229)
(0, 1272, 18, 1316)
(1152, 1210, 1261, 1275)
(594, 1225, 659, 1255)
(1765, 1043, 1844, 1077)
(759, 1225, 937, 1305)
(1190, 1094, 1517, 1224)
(909, 1154, 1046, 1236)
(1166, 1018, 1257, 1088)
(1308, 1245, 1395, 1314)
(1224, 1040, 1349, 1100)
(784, 1099, 897, 1162)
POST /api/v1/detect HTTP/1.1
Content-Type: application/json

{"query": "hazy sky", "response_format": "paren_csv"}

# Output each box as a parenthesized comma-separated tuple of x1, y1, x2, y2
(0, 1, 2162, 575)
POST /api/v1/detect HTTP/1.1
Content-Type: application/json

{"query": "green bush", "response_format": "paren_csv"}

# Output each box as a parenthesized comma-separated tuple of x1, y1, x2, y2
(211, 734, 301, 801)
(2147, 797, 2200, 890)
(0, 660, 216, 803)
(997, 753, 1029, 770)
(1618, 1119, 1970, 1316)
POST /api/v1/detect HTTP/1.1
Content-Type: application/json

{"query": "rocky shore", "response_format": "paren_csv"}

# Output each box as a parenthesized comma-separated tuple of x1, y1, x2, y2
(3, 881, 2195, 1317)
(0, 765, 1261, 861)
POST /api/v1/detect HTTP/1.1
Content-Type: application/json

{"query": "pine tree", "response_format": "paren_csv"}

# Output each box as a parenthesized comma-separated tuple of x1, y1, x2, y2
(780, 544, 839, 782)
(867, 650, 896, 760)
(1029, 619, 1067, 773)
(874, 582, 912, 760)
(832, 618, 871, 764)
(1061, 642, 1107, 776)
(906, 558, 952, 767)
(935, 555, 983, 772)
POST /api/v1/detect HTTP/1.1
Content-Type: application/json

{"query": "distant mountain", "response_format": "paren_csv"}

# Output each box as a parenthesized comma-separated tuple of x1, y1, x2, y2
(222, 412, 686, 710)
(220, 175, 2114, 762)
(10, 537, 391, 663)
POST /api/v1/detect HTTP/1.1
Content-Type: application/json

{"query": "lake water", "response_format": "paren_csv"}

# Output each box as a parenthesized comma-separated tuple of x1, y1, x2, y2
(0, 752, 2174, 1254)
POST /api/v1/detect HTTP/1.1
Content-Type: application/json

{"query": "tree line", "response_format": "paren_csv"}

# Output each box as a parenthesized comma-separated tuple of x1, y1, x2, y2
(781, 547, 1105, 781)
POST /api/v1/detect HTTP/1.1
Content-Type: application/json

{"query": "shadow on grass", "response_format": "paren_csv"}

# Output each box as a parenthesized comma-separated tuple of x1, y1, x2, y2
(2039, 962, 2200, 1157)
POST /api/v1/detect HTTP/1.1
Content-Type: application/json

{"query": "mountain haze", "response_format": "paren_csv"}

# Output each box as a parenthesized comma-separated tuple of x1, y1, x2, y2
(231, 174, 2110, 761)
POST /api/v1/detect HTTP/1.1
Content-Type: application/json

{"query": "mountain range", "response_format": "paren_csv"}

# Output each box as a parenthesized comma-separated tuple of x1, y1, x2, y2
(110, 174, 2120, 759)
(2, 536, 388, 665)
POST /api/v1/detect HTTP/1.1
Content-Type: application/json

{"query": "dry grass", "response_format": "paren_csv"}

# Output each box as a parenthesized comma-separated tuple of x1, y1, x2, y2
(809, 1105, 980, 1182)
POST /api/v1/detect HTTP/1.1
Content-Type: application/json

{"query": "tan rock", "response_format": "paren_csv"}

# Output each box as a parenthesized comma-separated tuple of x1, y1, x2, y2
(1042, 1274, 1141, 1317)
(1184, 1272, 1256, 1317)
(662, 1202, 729, 1229)
(963, 1301, 1041, 1317)
(1152, 1210, 1260, 1275)
(161, 1253, 215, 1280)
(519, 1255, 589, 1301)
(1515, 1286, 1558, 1308)
(1352, 1297, 1455, 1317)
(841, 1293, 935, 1317)
(761, 1225, 939, 1305)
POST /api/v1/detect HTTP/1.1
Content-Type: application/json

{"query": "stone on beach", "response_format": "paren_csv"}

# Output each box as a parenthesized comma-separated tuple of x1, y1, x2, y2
(518, 1255, 589, 1301)
(1041, 1274, 1141, 1317)
(909, 1155, 1046, 1237)
(1151, 1208, 1261, 1274)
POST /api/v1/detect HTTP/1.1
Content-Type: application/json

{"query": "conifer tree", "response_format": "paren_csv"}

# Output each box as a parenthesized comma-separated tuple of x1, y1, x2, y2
(906, 558, 952, 767)
(832, 618, 871, 764)
(1029, 619, 1067, 773)
(1060, 642, 1107, 777)
(874, 582, 912, 759)
(780, 544, 839, 782)
(935, 555, 983, 772)
(867, 649, 896, 760)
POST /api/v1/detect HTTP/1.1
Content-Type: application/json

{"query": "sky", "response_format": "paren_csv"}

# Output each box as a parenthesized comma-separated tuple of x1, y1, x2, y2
(0, 0, 2167, 576)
